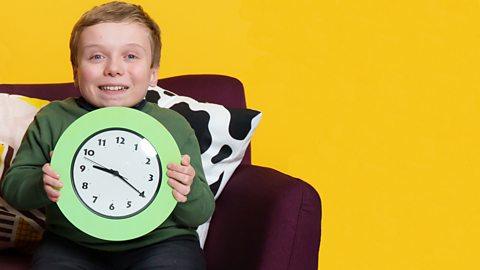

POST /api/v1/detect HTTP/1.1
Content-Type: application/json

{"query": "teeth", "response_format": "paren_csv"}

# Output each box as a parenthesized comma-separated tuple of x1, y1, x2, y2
(99, 86, 128, 91)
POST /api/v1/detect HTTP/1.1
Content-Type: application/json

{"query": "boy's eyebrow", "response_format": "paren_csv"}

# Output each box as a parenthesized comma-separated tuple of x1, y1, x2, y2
(81, 43, 147, 53)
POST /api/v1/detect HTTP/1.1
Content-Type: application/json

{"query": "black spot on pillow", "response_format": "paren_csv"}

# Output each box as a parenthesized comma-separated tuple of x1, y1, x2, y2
(209, 172, 223, 196)
(145, 90, 160, 103)
(170, 102, 211, 154)
(164, 90, 176, 96)
(227, 109, 260, 140)
(211, 145, 232, 164)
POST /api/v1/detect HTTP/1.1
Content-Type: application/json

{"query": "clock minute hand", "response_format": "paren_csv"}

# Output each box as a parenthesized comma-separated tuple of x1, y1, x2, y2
(114, 173, 146, 198)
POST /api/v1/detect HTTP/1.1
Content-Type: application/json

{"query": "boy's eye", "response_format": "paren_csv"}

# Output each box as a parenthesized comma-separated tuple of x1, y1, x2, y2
(126, 54, 137, 60)
(89, 54, 104, 60)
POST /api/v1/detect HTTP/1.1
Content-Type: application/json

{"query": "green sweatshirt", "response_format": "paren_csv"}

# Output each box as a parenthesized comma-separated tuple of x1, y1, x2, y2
(1, 98, 215, 251)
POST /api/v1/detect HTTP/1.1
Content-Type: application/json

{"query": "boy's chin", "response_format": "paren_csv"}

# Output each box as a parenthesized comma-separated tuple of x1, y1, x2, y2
(88, 98, 141, 108)
(100, 101, 138, 108)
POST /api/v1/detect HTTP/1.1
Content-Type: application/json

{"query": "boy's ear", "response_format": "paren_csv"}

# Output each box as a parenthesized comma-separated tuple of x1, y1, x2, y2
(149, 67, 159, 87)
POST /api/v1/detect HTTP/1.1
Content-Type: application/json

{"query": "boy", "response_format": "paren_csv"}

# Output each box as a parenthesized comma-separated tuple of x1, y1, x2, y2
(1, 1, 214, 269)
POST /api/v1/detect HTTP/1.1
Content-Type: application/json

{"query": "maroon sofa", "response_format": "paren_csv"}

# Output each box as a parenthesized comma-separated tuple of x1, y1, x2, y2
(0, 75, 321, 270)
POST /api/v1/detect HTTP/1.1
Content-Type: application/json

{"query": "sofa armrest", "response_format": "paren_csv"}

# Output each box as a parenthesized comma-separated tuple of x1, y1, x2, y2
(203, 164, 321, 270)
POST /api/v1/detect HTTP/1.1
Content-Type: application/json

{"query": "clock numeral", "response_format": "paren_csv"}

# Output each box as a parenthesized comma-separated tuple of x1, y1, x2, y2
(116, 137, 125, 144)
(80, 165, 86, 172)
(134, 144, 138, 151)
(83, 149, 95, 156)
(148, 174, 154, 181)
(127, 201, 132, 208)
(92, 196, 98, 203)
(145, 158, 151, 165)
(82, 182, 89, 189)
(109, 203, 115, 210)
(98, 139, 106, 146)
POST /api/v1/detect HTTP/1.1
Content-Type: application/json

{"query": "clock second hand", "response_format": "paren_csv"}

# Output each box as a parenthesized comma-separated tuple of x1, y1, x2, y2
(84, 157, 109, 170)
(84, 157, 145, 198)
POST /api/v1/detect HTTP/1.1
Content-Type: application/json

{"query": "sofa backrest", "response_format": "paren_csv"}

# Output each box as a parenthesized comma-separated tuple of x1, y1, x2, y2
(0, 74, 251, 164)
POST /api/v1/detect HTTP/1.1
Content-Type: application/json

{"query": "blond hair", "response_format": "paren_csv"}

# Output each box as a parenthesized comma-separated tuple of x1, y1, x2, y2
(69, 1, 161, 69)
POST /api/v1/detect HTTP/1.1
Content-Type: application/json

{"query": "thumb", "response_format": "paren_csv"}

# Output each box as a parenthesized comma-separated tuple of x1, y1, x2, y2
(181, 155, 190, 166)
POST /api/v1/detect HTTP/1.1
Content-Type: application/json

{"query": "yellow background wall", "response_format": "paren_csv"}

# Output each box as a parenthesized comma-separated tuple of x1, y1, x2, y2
(1, 0, 479, 269)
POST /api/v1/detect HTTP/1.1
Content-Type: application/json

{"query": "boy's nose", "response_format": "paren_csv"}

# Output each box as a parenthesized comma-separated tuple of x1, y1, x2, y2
(104, 59, 124, 77)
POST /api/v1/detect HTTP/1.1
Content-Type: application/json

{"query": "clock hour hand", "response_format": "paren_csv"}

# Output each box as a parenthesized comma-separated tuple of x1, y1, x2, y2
(85, 158, 122, 179)
(92, 165, 118, 176)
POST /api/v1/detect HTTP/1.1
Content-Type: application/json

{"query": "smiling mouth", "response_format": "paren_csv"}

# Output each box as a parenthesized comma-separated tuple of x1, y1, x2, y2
(98, 85, 129, 91)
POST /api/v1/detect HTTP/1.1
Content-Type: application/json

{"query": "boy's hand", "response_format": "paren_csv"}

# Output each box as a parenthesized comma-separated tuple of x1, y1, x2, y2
(167, 155, 195, 203)
(42, 163, 63, 202)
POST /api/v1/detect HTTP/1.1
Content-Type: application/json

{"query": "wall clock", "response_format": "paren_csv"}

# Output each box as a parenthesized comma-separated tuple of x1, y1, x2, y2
(51, 107, 179, 241)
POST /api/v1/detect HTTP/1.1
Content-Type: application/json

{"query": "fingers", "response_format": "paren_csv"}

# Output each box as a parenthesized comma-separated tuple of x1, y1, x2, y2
(167, 155, 195, 185)
(169, 155, 191, 173)
(43, 173, 63, 188)
(167, 155, 196, 203)
(42, 163, 59, 179)
(166, 167, 194, 184)
(168, 177, 191, 196)
(171, 189, 188, 203)
(42, 163, 62, 202)
(168, 179, 189, 203)
(45, 185, 61, 202)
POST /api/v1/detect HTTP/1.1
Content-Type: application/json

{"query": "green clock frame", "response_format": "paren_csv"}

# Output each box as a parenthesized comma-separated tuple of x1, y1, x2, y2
(51, 107, 179, 241)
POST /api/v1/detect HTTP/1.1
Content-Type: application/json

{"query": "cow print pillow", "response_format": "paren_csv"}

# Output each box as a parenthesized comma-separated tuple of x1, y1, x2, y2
(146, 86, 262, 247)
(145, 86, 262, 199)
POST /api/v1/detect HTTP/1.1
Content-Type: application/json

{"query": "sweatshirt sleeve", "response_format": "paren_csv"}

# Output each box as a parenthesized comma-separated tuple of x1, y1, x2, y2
(1, 112, 54, 210)
(171, 130, 215, 227)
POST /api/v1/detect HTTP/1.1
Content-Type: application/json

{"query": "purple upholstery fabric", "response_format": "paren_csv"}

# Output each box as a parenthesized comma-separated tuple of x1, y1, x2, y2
(204, 164, 321, 270)
(157, 75, 247, 109)
(0, 75, 321, 269)
(0, 249, 32, 269)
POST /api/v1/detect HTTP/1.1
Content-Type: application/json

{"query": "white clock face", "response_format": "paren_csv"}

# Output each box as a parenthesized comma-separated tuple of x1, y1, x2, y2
(71, 128, 161, 219)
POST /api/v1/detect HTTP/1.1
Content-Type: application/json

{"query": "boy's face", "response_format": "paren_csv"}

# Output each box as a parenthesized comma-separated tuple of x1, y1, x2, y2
(74, 22, 158, 108)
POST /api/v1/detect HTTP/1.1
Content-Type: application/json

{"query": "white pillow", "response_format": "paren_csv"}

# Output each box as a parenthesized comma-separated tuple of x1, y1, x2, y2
(146, 86, 262, 246)
(0, 94, 48, 252)
(0, 94, 49, 152)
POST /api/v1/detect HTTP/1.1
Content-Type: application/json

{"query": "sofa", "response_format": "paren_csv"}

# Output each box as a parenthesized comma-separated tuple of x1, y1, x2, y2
(0, 74, 321, 270)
